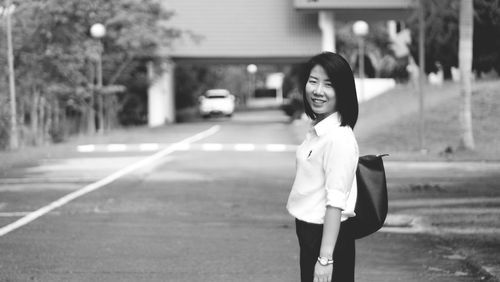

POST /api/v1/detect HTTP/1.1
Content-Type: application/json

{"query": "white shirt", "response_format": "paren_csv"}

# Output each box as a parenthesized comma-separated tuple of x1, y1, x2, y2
(287, 113, 359, 224)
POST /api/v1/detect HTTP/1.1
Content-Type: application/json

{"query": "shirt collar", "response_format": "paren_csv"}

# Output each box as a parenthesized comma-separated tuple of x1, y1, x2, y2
(313, 112, 341, 136)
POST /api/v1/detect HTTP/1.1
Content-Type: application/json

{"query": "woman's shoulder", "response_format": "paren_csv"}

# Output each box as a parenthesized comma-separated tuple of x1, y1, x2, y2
(324, 125, 357, 146)
(330, 125, 356, 138)
(322, 126, 358, 158)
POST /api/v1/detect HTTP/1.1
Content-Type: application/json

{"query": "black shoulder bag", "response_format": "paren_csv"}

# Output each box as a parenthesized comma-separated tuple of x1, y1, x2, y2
(344, 154, 389, 239)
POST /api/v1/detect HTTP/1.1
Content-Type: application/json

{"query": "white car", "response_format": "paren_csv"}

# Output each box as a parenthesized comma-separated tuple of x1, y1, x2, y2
(198, 89, 235, 118)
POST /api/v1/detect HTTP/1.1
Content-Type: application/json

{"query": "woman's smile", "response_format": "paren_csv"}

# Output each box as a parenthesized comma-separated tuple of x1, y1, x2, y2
(311, 97, 326, 104)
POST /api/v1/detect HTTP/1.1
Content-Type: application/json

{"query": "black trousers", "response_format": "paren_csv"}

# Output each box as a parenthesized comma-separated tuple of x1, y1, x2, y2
(295, 218, 355, 282)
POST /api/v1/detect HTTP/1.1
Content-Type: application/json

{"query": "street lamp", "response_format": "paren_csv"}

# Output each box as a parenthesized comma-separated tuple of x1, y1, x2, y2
(246, 64, 258, 107)
(1, 1, 18, 149)
(90, 23, 106, 134)
(353, 20, 369, 102)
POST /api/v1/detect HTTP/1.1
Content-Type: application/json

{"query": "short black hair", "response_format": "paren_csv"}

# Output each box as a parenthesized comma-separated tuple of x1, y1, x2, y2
(300, 52, 358, 129)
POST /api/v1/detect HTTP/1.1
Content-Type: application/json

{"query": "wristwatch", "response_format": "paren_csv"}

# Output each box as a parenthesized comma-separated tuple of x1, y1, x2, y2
(317, 256, 334, 266)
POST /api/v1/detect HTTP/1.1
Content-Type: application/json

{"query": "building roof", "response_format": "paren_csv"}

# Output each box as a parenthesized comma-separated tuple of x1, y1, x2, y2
(160, 0, 322, 62)
(160, 0, 415, 62)
(294, 0, 414, 21)
(294, 0, 415, 9)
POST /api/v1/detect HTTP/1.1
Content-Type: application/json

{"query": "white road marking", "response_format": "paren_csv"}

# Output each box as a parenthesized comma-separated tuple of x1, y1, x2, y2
(107, 144, 127, 152)
(234, 144, 256, 151)
(0, 125, 221, 237)
(0, 212, 31, 217)
(202, 143, 224, 151)
(265, 144, 288, 152)
(77, 145, 96, 152)
(175, 143, 191, 151)
(139, 143, 160, 151)
(77, 143, 298, 153)
(0, 177, 97, 184)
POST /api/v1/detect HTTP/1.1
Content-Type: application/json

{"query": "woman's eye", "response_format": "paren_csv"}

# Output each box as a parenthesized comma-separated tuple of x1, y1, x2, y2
(308, 79, 317, 84)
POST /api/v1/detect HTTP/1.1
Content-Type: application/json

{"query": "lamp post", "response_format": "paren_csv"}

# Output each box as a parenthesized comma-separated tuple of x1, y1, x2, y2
(1, 1, 18, 149)
(90, 23, 106, 134)
(246, 64, 257, 107)
(418, 0, 426, 151)
(353, 20, 369, 102)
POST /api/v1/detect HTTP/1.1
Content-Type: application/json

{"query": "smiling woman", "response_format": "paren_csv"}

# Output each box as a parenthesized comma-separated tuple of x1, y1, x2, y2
(287, 52, 359, 282)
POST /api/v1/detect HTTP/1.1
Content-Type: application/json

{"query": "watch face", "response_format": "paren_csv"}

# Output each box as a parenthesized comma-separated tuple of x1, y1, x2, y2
(318, 257, 333, 265)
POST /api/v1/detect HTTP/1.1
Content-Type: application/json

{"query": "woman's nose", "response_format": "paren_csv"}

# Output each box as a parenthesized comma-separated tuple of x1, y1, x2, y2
(313, 84, 323, 95)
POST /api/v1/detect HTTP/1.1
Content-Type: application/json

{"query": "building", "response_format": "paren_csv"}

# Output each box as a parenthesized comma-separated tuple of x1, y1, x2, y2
(148, 0, 415, 126)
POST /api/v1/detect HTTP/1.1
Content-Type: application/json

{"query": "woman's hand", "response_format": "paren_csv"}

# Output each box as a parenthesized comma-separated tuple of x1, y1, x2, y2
(313, 261, 333, 282)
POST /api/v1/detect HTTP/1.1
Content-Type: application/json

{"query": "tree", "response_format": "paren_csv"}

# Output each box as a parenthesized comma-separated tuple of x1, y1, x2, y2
(1, 0, 180, 147)
(336, 21, 393, 78)
(473, 0, 500, 75)
(407, 0, 500, 78)
(407, 0, 460, 79)
(458, 0, 475, 150)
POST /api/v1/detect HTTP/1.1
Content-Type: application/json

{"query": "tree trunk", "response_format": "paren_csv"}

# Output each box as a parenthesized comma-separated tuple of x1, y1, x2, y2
(18, 97, 25, 127)
(37, 95, 46, 145)
(18, 96, 25, 147)
(51, 98, 61, 142)
(60, 102, 68, 140)
(105, 95, 111, 131)
(44, 98, 52, 143)
(78, 106, 86, 136)
(106, 95, 119, 131)
(87, 61, 97, 135)
(458, 0, 475, 150)
(53, 99, 60, 131)
(86, 94, 96, 135)
(31, 87, 40, 145)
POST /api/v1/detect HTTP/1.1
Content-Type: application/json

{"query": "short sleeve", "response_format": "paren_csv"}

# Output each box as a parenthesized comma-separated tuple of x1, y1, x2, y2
(322, 127, 359, 210)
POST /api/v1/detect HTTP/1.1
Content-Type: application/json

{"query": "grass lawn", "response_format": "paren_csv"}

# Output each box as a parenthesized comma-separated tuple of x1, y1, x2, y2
(356, 79, 500, 161)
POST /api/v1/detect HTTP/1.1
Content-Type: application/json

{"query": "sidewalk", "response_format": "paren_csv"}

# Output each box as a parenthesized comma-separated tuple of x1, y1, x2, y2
(355, 231, 497, 282)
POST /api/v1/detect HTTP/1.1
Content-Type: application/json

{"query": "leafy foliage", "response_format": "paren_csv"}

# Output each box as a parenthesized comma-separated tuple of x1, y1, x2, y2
(407, 0, 459, 78)
(407, 0, 500, 78)
(336, 21, 399, 79)
(0, 0, 180, 145)
(175, 64, 221, 110)
(12, 0, 178, 90)
(473, 0, 500, 74)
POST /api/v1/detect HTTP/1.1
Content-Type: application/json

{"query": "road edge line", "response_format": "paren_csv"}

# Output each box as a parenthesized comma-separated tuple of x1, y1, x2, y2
(0, 125, 220, 237)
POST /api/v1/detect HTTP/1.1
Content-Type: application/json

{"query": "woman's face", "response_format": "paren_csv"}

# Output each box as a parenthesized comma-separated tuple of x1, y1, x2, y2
(305, 65, 336, 120)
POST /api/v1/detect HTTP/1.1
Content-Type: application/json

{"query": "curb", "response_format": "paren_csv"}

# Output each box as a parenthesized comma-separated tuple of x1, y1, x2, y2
(463, 255, 500, 282)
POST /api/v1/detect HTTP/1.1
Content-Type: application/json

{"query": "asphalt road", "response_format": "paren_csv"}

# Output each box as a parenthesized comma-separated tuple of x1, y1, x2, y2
(0, 110, 497, 281)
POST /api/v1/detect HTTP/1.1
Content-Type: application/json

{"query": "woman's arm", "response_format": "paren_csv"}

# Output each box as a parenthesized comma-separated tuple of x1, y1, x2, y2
(315, 128, 358, 281)
(320, 206, 342, 257)
(314, 206, 342, 282)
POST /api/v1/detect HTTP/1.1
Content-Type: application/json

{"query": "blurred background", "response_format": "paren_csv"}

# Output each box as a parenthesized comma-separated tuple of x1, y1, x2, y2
(0, 0, 497, 154)
(1, 1, 500, 281)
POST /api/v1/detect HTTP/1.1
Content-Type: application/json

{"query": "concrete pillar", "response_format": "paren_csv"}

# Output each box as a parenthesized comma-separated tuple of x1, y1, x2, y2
(387, 20, 397, 41)
(148, 59, 176, 127)
(318, 11, 336, 52)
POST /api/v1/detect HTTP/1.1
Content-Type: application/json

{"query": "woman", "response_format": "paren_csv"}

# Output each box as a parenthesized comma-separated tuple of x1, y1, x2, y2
(287, 52, 359, 282)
